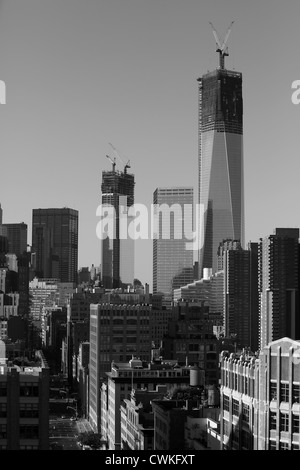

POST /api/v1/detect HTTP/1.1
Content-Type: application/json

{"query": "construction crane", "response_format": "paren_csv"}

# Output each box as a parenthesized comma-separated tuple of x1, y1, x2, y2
(209, 21, 234, 69)
(109, 142, 131, 174)
(106, 154, 116, 172)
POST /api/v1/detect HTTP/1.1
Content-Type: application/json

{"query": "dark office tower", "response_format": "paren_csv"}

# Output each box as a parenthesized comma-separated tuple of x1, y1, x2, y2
(249, 242, 259, 352)
(17, 252, 30, 319)
(259, 228, 300, 349)
(198, 35, 244, 279)
(32, 208, 78, 283)
(153, 188, 194, 305)
(0, 235, 8, 254)
(217, 240, 259, 351)
(2, 223, 27, 256)
(218, 240, 251, 349)
(101, 165, 135, 289)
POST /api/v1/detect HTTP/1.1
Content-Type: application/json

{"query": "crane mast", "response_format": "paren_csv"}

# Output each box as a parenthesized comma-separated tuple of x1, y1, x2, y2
(106, 154, 116, 172)
(209, 21, 234, 69)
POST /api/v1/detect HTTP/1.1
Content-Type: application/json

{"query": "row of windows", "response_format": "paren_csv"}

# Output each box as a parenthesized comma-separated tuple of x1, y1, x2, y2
(222, 371, 255, 397)
(270, 412, 299, 433)
(270, 382, 300, 403)
(0, 404, 38, 418)
(269, 441, 299, 450)
(20, 425, 39, 439)
(223, 397, 250, 423)
(0, 383, 39, 397)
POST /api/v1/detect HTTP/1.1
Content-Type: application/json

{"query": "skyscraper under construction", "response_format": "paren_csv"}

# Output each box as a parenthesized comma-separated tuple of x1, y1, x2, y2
(101, 155, 135, 289)
(198, 22, 244, 278)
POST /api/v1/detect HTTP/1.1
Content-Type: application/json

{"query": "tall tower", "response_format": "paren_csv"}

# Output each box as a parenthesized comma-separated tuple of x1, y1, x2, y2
(153, 187, 194, 305)
(101, 159, 135, 289)
(31, 208, 78, 283)
(218, 239, 259, 351)
(258, 228, 300, 350)
(198, 23, 244, 278)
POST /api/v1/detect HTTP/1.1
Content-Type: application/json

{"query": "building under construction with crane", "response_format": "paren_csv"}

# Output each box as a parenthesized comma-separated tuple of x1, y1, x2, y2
(101, 144, 135, 289)
(198, 21, 244, 278)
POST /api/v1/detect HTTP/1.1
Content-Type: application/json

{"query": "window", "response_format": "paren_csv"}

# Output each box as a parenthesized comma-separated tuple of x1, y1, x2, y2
(293, 384, 300, 404)
(20, 445, 38, 450)
(20, 383, 39, 397)
(0, 383, 7, 397)
(20, 425, 39, 439)
(270, 411, 277, 430)
(270, 382, 277, 401)
(280, 383, 289, 403)
(244, 377, 249, 395)
(223, 395, 230, 412)
(232, 399, 239, 417)
(223, 419, 230, 436)
(292, 414, 300, 434)
(292, 443, 299, 450)
(269, 441, 276, 450)
(241, 430, 251, 449)
(0, 424, 7, 439)
(280, 442, 289, 450)
(232, 424, 239, 444)
(280, 413, 289, 432)
(0, 404, 6, 418)
(234, 373, 238, 391)
(242, 404, 250, 424)
(20, 403, 39, 418)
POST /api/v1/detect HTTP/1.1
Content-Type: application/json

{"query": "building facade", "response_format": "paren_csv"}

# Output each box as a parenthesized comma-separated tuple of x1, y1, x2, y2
(0, 348, 49, 450)
(88, 303, 152, 432)
(220, 337, 300, 450)
(153, 187, 194, 304)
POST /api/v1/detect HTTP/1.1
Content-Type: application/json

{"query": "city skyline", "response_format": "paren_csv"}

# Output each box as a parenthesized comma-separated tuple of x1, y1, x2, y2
(0, 0, 300, 289)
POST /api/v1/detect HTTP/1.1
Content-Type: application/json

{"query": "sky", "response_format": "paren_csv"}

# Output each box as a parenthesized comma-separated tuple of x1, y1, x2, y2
(0, 0, 300, 289)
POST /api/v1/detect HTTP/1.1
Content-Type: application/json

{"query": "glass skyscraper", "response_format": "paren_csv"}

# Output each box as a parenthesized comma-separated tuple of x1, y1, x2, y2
(198, 62, 244, 278)
(153, 187, 194, 303)
(101, 168, 135, 289)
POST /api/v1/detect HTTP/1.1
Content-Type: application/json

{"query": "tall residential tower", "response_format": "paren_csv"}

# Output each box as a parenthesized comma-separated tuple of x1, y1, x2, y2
(198, 23, 244, 278)
(31, 208, 78, 283)
(258, 228, 300, 349)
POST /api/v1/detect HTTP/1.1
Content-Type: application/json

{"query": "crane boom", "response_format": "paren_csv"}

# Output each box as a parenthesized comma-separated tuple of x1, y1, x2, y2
(209, 22, 222, 50)
(109, 142, 131, 174)
(221, 21, 234, 51)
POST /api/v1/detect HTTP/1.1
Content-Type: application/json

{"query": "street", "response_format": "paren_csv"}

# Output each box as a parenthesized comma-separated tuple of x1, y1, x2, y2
(49, 416, 81, 450)
(49, 413, 97, 450)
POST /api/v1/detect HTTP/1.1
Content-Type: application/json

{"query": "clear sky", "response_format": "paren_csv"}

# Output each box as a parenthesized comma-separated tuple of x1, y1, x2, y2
(0, 0, 299, 289)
